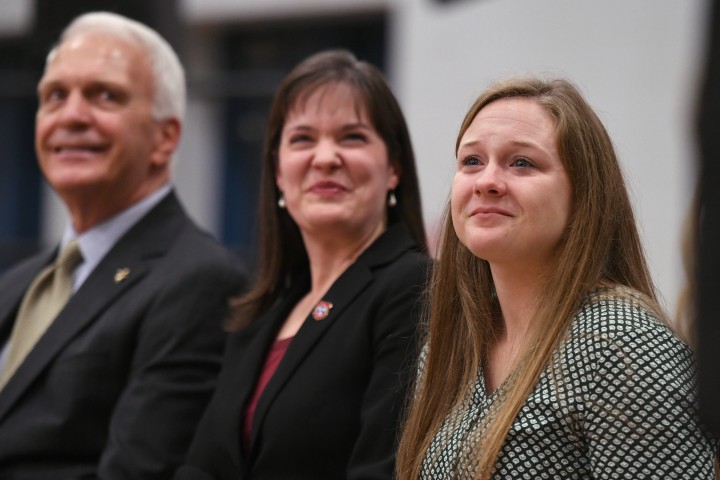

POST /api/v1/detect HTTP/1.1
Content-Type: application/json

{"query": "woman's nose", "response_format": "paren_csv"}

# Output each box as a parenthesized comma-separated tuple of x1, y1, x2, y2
(311, 138, 342, 170)
(474, 163, 506, 196)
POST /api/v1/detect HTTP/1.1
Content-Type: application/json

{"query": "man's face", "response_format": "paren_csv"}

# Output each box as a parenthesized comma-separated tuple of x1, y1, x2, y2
(35, 31, 172, 218)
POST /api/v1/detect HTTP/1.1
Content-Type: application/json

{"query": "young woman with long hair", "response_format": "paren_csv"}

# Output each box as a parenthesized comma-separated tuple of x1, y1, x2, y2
(397, 77, 718, 479)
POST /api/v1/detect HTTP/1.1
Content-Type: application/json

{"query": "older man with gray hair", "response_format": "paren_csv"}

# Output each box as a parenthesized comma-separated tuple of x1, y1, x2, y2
(0, 11, 246, 479)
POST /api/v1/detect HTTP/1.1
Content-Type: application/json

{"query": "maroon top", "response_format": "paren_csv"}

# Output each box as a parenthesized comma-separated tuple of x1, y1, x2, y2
(242, 336, 293, 451)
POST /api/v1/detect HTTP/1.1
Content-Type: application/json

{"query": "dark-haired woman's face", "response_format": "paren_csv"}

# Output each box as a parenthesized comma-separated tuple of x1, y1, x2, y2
(276, 83, 398, 243)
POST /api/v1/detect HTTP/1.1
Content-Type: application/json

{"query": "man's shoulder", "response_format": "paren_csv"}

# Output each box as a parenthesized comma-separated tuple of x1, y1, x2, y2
(122, 193, 242, 270)
(0, 249, 53, 286)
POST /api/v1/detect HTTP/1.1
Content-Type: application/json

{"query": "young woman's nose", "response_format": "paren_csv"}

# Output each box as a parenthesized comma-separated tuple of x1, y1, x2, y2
(474, 162, 507, 196)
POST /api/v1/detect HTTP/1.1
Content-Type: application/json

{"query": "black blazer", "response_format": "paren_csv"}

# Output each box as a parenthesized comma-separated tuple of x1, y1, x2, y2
(0, 192, 247, 480)
(176, 224, 429, 480)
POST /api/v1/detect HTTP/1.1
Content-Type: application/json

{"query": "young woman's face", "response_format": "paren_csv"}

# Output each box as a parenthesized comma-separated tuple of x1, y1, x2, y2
(452, 97, 572, 273)
(276, 83, 398, 241)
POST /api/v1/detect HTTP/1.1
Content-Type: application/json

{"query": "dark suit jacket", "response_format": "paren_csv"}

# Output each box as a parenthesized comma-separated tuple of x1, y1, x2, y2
(176, 224, 429, 480)
(0, 191, 247, 480)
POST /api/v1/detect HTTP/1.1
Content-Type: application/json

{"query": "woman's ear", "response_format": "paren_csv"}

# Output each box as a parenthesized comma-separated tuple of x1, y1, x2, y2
(274, 152, 284, 192)
(388, 160, 401, 190)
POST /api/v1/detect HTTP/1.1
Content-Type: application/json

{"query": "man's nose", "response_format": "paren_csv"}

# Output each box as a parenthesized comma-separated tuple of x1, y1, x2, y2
(56, 91, 92, 126)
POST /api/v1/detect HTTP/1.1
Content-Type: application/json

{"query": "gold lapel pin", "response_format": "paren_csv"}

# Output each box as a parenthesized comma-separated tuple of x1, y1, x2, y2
(311, 301, 333, 321)
(114, 268, 130, 283)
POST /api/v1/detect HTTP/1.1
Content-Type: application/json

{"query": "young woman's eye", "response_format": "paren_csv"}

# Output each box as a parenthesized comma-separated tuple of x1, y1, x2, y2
(513, 157, 534, 168)
(462, 156, 481, 167)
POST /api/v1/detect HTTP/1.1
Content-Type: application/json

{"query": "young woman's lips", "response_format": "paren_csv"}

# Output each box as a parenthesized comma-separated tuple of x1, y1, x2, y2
(470, 206, 512, 218)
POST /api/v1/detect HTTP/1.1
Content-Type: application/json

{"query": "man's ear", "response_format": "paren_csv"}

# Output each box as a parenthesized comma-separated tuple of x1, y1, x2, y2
(151, 118, 181, 168)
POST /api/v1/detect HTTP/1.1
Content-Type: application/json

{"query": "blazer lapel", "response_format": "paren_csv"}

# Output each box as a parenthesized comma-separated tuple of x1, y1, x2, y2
(225, 282, 302, 461)
(248, 224, 416, 451)
(0, 192, 187, 421)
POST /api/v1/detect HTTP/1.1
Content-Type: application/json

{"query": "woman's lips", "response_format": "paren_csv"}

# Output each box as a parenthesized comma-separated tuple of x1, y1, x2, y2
(309, 181, 347, 195)
(470, 206, 512, 217)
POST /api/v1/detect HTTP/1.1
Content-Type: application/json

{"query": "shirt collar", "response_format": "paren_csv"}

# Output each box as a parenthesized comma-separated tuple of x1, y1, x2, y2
(62, 184, 172, 290)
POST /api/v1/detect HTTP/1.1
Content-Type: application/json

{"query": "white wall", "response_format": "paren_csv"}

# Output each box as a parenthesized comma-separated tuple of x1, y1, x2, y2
(181, 0, 387, 22)
(0, 0, 32, 37)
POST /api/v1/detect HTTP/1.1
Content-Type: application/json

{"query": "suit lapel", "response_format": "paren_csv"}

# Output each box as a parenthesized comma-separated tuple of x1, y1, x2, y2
(235, 287, 306, 405)
(0, 258, 151, 420)
(248, 224, 416, 452)
(0, 192, 188, 421)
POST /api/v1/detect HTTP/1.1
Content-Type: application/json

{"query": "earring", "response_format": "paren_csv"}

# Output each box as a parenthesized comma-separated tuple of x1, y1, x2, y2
(278, 194, 286, 209)
(387, 190, 397, 207)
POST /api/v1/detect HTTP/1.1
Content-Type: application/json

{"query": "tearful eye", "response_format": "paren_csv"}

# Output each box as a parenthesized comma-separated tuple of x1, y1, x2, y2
(513, 157, 534, 168)
(462, 156, 481, 166)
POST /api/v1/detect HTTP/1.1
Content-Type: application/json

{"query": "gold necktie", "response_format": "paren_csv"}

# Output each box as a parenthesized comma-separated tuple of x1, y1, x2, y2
(0, 240, 83, 388)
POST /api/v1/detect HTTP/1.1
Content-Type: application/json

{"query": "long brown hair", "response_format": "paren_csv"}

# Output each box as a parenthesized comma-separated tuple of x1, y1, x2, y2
(396, 77, 661, 479)
(229, 49, 427, 329)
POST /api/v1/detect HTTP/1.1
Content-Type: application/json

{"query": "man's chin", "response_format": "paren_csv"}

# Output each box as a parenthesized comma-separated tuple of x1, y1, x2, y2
(48, 177, 106, 199)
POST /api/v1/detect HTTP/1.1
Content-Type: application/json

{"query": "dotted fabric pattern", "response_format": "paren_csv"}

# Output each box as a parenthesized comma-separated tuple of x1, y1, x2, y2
(420, 290, 719, 479)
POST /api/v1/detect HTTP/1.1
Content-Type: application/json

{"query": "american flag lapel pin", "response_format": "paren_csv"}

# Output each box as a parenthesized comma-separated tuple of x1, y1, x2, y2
(312, 301, 333, 321)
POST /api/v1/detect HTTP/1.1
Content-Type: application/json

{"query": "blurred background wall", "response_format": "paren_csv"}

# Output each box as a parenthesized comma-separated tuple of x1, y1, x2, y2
(0, 0, 709, 318)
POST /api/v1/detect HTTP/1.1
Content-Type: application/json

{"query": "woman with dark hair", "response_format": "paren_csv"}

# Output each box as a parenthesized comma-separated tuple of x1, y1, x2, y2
(176, 49, 429, 479)
(396, 77, 718, 479)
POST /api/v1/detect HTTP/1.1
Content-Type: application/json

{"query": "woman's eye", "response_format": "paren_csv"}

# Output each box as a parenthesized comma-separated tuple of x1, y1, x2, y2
(344, 132, 367, 142)
(289, 134, 312, 144)
(462, 156, 481, 167)
(513, 157, 534, 168)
